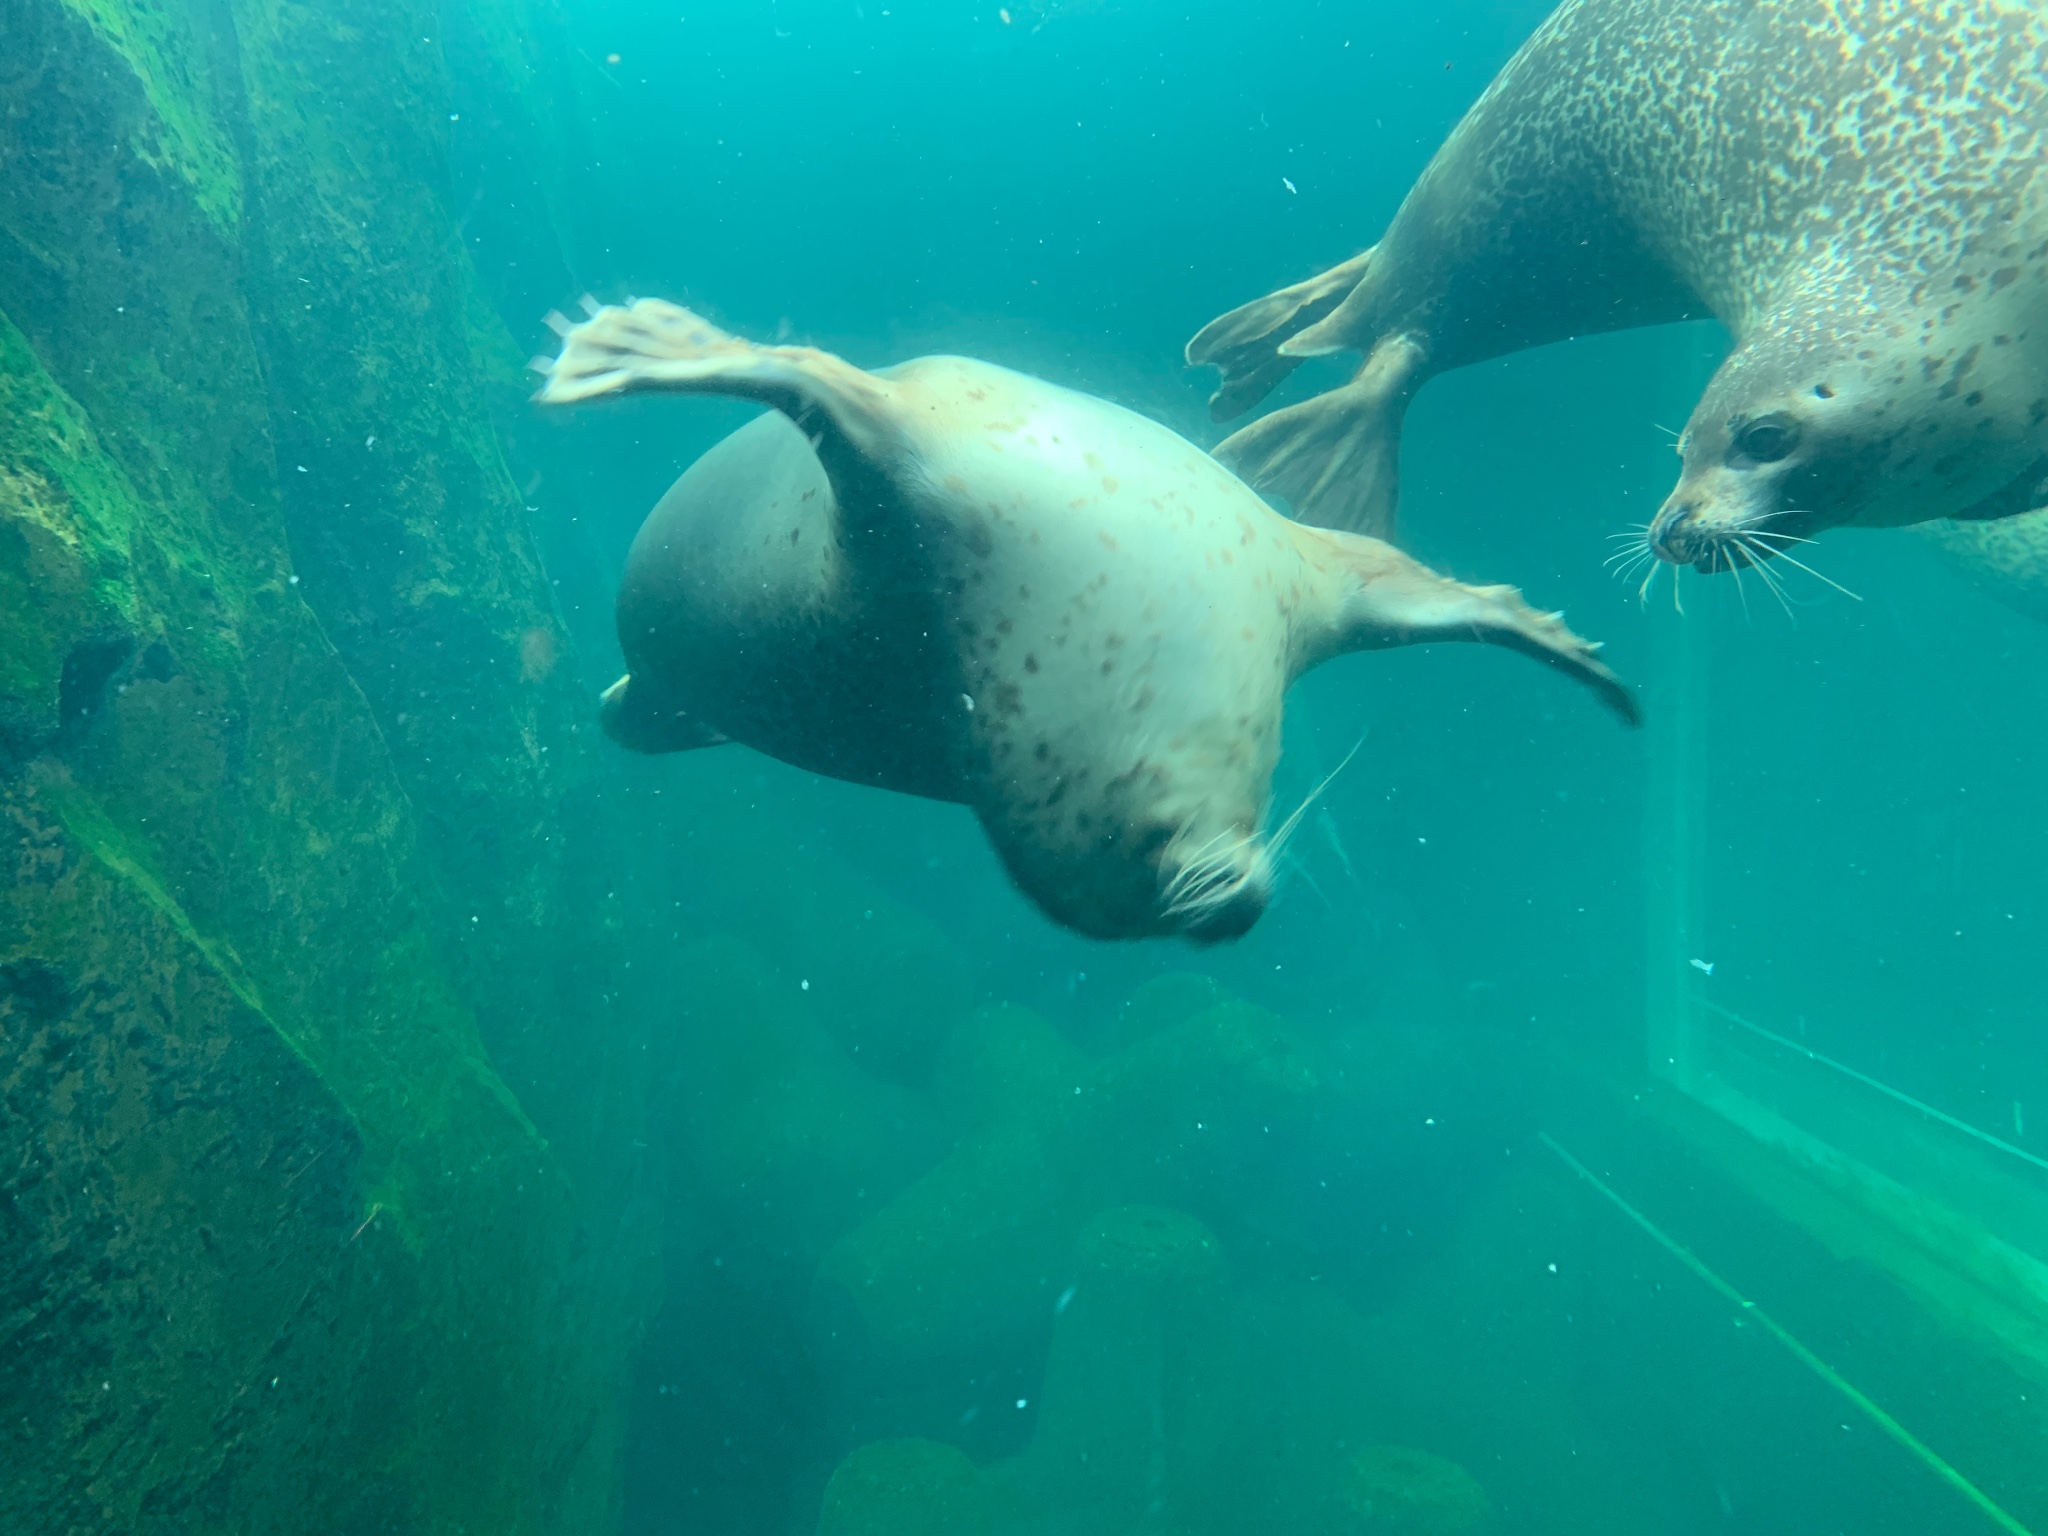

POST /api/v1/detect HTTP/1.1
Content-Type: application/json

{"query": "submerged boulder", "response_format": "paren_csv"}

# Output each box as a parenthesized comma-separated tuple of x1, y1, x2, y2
(1336, 1445, 1495, 1536)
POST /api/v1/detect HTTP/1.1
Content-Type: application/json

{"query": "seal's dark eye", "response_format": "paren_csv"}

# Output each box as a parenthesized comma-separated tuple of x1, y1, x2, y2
(1735, 417, 1798, 463)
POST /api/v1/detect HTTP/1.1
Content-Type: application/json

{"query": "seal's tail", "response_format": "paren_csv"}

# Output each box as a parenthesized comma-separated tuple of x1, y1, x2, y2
(1209, 331, 1424, 541)
(1186, 249, 1373, 421)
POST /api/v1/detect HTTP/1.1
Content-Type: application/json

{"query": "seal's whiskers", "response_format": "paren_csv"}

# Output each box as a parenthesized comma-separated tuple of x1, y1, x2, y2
(1604, 526, 1660, 600)
(1161, 830, 1262, 924)
(1719, 542, 1753, 620)
(1283, 849, 1336, 909)
(1164, 737, 1365, 923)
(1731, 537, 1795, 621)
(1266, 736, 1365, 867)
(1608, 551, 1657, 584)
(1160, 824, 1249, 911)
(1745, 529, 1862, 601)
(1638, 558, 1666, 608)
(1604, 527, 1669, 607)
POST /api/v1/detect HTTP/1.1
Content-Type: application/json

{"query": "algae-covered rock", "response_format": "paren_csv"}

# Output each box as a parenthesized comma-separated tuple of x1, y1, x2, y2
(1170, 1281, 1395, 1534)
(668, 803, 976, 1084)
(930, 1002, 1089, 1139)
(818, 1000, 1318, 1368)
(0, 0, 661, 1528)
(1337, 1446, 1494, 1536)
(810, 1206, 1498, 1536)
(1114, 970, 1230, 1046)
(817, 1437, 998, 1536)
(815, 1207, 1227, 1536)
(1000, 1206, 1228, 1523)
(667, 934, 941, 1281)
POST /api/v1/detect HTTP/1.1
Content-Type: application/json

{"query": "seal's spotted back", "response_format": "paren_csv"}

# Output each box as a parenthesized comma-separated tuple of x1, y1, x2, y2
(1189, 0, 2048, 592)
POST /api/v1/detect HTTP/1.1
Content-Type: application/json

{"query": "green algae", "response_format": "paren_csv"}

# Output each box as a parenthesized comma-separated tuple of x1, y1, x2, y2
(1, 0, 661, 1528)
(0, 313, 141, 730)
(55, 0, 241, 233)
(33, 761, 273, 1026)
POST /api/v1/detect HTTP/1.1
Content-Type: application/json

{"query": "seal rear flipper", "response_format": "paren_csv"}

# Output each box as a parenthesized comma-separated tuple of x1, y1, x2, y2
(533, 297, 902, 506)
(1212, 331, 1424, 540)
(599, 674, 729, 755)
(1186, 248, 1374, 422)
(1309, 532, 1641, 727)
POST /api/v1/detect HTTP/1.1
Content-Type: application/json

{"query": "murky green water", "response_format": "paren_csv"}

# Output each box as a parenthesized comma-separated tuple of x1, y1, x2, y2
(5, 1, 2046, 1533)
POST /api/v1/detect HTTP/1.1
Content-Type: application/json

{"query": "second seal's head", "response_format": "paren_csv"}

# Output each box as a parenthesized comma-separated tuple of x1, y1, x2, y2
(1645, 340, 1871, 573)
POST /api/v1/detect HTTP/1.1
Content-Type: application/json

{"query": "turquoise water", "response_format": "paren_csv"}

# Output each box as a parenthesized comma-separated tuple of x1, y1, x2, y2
(7, 0, 2047, 1532)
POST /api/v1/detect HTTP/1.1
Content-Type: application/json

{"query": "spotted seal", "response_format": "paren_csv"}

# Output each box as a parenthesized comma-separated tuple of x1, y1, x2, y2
(535, 298, 1636, 942)
(1187, 0, 2048, 592)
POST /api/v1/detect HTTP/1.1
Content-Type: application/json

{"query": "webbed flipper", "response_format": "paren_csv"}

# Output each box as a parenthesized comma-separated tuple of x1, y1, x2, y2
(1210, 332, 1425, 540)
(1307, 528, 1640, 727)
(534, 297, 902, 511)
(1186, 249, 1374, 422)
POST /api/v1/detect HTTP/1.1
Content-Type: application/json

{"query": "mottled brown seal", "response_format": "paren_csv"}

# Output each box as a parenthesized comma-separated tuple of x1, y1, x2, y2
(535, 298, 1636, 942)
(1188, 0, 2048, 590)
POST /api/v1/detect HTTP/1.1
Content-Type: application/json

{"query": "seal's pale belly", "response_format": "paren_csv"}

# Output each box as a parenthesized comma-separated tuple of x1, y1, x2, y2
(620, 363, 1311, 811)
(545, 299, 1635, 939)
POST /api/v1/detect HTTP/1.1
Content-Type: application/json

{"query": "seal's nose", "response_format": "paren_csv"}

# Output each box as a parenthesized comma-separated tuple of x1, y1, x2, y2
(1162, 839, 1272, 944)
(1648, 500, 1702, 563)
(1180, 873, 1268, 944)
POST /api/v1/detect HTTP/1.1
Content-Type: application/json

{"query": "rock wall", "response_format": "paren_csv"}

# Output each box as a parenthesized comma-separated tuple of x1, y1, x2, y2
(0, 1, 663, 1529)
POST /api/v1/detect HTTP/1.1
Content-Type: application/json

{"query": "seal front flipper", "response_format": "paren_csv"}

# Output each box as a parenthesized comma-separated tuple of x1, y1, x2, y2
(598, 674, 728, 755)
(1185, 248, 1374, 422)
(1299, 528, 1640, 727)
(534, 297, 904, 511)
(1210, 331, 1424, 540)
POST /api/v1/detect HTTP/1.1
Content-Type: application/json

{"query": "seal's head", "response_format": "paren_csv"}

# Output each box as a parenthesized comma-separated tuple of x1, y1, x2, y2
(1646, 289, 2048, 581)
(1646, 338, 1878, 573)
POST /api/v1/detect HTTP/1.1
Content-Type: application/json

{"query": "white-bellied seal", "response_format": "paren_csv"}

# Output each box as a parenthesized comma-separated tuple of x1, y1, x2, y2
(1188, 0, 2048, 594)
(535, 298, 1637, 942)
